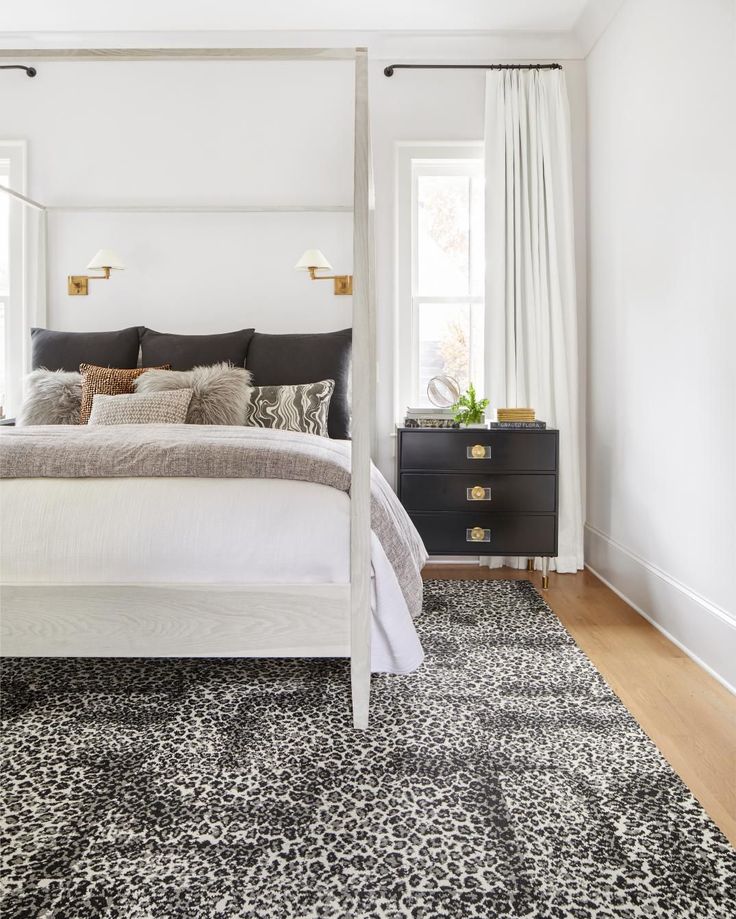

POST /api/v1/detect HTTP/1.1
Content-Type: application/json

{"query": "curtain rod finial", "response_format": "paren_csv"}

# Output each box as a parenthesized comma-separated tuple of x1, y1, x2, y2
(383, 66, 394, 77)
(0, 64, 37, 77)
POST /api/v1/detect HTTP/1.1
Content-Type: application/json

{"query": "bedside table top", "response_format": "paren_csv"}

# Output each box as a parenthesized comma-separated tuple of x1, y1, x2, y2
(397, 426, 558, 433)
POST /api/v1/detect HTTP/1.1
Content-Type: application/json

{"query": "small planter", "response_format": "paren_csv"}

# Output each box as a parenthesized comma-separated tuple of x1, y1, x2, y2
(450, 385, 489, 431)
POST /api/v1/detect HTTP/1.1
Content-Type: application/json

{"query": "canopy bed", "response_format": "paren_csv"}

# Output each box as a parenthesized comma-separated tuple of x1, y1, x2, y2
(0, 47, 395, 729)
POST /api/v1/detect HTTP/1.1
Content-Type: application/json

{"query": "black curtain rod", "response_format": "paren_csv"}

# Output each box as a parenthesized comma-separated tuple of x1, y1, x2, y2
(384, 63, 561, 77)
(0, 65, 37, 77)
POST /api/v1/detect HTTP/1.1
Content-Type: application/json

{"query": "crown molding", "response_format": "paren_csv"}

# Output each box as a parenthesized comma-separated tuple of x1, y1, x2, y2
(0, 30, 586, 61)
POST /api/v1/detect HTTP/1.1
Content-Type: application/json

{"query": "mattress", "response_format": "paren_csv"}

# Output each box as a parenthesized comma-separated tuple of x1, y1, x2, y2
(0, 477, 424, 674)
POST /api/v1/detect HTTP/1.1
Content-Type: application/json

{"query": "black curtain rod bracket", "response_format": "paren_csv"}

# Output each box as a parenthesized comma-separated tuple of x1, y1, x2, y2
(0, 65, 37, 77)
(384, 63, 561, 77)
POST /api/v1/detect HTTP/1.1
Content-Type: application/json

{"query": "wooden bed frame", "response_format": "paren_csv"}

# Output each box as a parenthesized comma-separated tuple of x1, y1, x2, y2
(0, 47, 376, 729)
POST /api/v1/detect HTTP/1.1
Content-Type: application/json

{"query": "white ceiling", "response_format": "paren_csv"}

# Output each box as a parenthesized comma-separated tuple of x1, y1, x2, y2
(0, 0, 593, 35)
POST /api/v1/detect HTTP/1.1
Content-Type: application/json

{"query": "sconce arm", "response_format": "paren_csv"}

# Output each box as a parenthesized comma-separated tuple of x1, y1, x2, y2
(67, 267, 112, 296)
(307, 267, 353, 296)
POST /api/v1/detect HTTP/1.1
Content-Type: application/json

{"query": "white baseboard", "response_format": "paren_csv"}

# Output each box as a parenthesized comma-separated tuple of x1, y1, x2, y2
(584, 524, 736, 695)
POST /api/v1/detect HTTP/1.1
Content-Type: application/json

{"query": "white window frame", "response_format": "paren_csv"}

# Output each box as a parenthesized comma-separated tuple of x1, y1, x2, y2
(0, 140, 28, 418)
(395, 142, 484, 420)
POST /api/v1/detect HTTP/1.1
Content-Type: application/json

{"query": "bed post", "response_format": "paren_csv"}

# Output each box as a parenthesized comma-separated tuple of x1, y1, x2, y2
(350, 47, 374, 730)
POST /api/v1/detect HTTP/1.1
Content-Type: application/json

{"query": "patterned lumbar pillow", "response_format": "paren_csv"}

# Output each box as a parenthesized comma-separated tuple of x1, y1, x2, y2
(133, 362, 252, 425)
(17, 369, 82, 425)
(244, 380, 335, 436)
(79, 363, 170, 425)
(88, 389, 193, 425)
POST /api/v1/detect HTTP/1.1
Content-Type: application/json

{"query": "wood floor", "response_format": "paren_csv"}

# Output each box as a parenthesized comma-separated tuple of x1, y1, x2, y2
(422, 563, 736, 847)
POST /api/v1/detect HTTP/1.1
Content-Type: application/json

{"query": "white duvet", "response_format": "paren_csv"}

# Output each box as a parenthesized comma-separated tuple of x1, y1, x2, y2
(0, 477, 425, 674)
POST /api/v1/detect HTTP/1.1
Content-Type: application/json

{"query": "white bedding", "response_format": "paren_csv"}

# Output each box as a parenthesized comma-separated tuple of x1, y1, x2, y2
(0, 477, 424, 674)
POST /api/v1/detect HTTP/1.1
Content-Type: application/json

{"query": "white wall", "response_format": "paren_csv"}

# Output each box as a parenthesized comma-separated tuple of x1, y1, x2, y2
(585, 0, 736, 688)
(10, 60, 355, 206)
(0, 1, 591, 33)
(45, 210, 354, 337)
(0, 39, 587, 483)
(0, 59, 357, 417)
(0, 59, 356, 335)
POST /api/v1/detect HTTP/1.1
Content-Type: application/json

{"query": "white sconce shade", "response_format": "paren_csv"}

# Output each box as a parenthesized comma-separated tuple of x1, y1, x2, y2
(295, 249, 333, 271)
(294, 248, 352, 295)
(87, 249, 125, 271)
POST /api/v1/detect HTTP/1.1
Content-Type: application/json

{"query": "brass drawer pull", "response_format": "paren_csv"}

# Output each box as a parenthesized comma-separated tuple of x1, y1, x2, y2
(467, 444, 491, 460)
(467, 485, 492, 501)
(466, 526, 491, 543)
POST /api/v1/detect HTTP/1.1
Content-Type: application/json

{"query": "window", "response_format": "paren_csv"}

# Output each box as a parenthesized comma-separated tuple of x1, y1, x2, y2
(0, 156, 11, 418)
(397, 145, 484, 413)
(0, 142, 26, 420)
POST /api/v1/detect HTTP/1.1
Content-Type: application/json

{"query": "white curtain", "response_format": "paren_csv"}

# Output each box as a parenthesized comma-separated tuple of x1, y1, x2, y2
(484, 69, 584, 572)
(0, 187, 47, 417)
(24, 205, 48, 361)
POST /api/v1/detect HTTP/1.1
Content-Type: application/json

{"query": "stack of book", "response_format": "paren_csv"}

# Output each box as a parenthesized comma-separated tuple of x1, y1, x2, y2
(491, 408, 546, 430)
(404, 407, 460, 429)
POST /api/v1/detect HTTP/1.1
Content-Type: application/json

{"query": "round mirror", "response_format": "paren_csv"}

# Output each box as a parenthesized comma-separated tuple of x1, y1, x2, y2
(427, 374, 461, 408)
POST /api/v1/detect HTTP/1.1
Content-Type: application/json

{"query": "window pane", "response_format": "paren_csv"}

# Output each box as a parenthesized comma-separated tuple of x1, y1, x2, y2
(469, 174, 485, 297)
(416, 175, 470, 296)
(0, 166, 8, 418)
(0, 169, 9, 298)
(416, 302, 484, 405)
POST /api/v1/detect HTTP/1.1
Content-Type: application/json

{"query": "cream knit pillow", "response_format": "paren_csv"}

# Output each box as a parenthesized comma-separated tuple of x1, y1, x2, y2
(88, 389, 193, 425)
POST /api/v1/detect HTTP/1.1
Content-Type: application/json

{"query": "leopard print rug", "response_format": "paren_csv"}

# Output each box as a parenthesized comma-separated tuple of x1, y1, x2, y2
(2, 579, 734, 918)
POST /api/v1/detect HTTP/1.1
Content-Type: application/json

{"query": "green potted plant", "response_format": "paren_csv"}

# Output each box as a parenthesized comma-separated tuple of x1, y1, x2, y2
(451, 383, 489, 428)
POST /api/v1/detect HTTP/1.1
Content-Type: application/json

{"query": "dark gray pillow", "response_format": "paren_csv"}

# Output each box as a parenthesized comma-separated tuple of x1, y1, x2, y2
(140, 327, 255, 371)
(245, 328, 351, 439)
(31, 326, 141, 372)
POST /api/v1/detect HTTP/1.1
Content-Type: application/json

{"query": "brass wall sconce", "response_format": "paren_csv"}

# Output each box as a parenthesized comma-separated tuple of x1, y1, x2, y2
(68, 249, 125, 296)
(295, 249, 352, 296)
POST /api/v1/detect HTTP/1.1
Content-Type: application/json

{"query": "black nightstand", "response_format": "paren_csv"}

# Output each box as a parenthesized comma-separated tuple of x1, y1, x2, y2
(396, 427, 559, 588)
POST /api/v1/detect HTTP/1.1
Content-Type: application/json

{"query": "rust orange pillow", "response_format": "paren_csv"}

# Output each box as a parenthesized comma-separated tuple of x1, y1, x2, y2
(79, 364, 170, 424)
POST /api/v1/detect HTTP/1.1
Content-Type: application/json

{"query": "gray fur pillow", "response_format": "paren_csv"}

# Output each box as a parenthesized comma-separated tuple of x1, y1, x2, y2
(133, 362, 252, 425)
(17, 369, 82, 425)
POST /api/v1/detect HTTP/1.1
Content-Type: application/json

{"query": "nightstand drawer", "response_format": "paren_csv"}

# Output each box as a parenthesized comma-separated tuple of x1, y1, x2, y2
(400, 473, 556, 514)
(400, 430, 558, 472)
(410, 512, 557, 556)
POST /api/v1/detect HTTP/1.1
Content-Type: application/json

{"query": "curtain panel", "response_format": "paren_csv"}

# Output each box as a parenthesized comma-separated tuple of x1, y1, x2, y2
(484, 69, 584, 572)
(0, 188, 47, 417)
